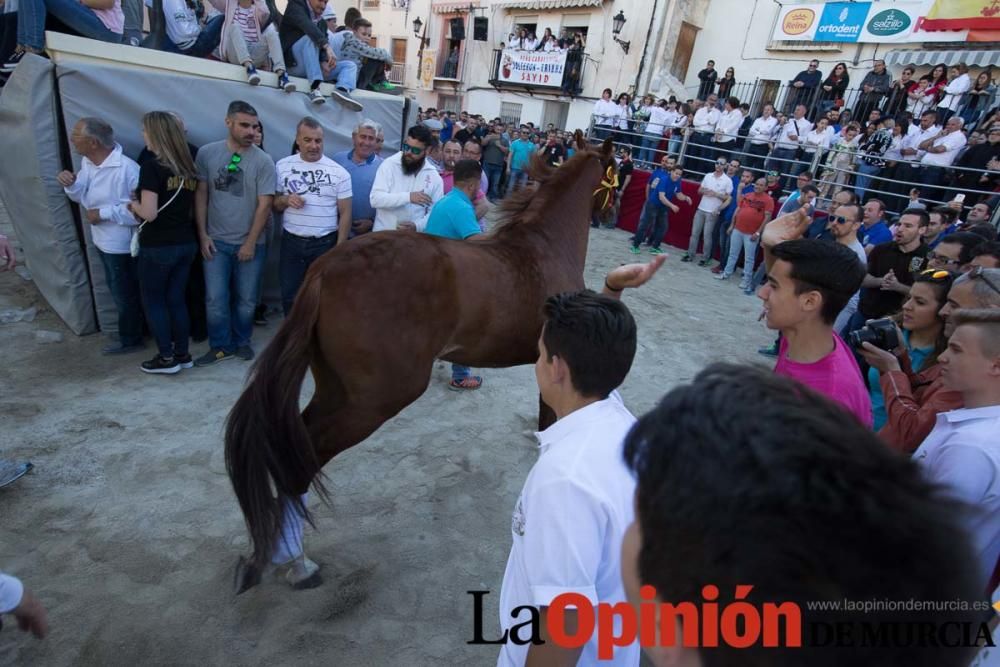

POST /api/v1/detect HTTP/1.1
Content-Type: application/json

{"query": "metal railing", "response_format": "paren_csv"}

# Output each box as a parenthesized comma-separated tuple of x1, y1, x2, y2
(388, 62, 406, 85)
(488, 48, 586, 96)
(585, 114, 1000, 228)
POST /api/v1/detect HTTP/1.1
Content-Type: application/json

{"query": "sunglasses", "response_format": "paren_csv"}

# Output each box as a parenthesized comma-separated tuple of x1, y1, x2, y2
(927, 251, 961, 266)
(921, 268, 952, 280)
(402, 144, 425, 155)
(226, 152, 242, 173)
(827, 215, 854, 225)
(969, 265, 1000, 296)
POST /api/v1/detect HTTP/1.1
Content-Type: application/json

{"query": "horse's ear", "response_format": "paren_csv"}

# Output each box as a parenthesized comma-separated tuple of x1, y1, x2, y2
(601, 137, 614, 161)
(574, 129, 585, 151)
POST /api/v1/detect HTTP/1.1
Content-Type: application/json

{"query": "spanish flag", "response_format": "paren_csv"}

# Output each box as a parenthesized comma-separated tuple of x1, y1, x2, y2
(920, 0, 1000, 31)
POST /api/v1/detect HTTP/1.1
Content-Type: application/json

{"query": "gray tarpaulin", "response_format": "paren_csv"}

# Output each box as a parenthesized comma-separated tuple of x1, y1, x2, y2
(0, 50, 412, 335)
(0, 55, 98, 335)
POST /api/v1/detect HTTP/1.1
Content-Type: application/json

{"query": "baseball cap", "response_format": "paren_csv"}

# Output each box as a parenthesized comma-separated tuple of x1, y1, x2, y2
(422, 118, 444, 131)
(321, 3, 336, 20)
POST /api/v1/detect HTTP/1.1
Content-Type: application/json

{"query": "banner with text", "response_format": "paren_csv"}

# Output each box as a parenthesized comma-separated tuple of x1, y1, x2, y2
(772, 1, 935, 43)
(497, 49, 566, 88)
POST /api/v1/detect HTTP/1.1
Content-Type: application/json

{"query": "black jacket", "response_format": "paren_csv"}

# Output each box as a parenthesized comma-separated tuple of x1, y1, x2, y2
(279, 0, 327, 70)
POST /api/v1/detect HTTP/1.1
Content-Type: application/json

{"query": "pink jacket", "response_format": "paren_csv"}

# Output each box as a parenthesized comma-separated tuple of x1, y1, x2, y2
(209, 0, 272, 64)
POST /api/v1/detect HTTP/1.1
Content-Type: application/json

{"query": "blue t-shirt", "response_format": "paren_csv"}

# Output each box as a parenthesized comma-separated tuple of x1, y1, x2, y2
(867, 331, 932, 430)
(859, 220, 892, 247)
(331, 149, 383, 229)
(509, 139, 536, 171)
(722, 174, 741, 221)
(425, 188, 480, 240)
(440, 117, 454, 143)
(648, 172, 682, 209)
(928, 224, 957, 250)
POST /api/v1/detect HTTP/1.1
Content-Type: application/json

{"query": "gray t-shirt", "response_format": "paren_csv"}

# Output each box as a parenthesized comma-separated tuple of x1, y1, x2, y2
(482, 135, 509, 166)
(196, 141, 276, 245)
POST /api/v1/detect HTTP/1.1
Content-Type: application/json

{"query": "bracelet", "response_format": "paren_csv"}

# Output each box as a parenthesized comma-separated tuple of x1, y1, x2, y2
(604, 279, 622, 293)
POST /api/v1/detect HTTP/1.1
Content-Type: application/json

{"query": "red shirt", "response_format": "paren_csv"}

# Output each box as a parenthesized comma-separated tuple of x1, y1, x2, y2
(733, 191, 774, 234)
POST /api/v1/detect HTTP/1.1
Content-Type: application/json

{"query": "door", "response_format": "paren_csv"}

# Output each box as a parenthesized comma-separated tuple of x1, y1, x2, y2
(542, 101, 569, 132)
(670, 22, 698, 82)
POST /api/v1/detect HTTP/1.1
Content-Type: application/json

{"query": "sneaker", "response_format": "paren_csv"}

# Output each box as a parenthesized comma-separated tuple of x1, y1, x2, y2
(245, 64, 261, 85)
(194, 348, 234, 366)
(370, 80, 399, 94)
(648, 247, 664, 255)
(714, 273, 729, 280)
(328, 87, 363, 112)
(102, 342, 145, 356)
(697, 258, 710, 267)
(757, 342, 779, 357)
(235, 345, 255, 361)
(680, 254, 692, 263)
(629, 246, 641, 255)
(309, 88, 326, 105)
(449, 376, 483, 391)
(0, 49, 26, 73)
(743, 287, 755, 296)
(711, 265, 723, 275)
(175, 353, 194, 369)
(277, 71, 295, 93)
(141, 354, 181, 375)
(254, 304, 268, 326)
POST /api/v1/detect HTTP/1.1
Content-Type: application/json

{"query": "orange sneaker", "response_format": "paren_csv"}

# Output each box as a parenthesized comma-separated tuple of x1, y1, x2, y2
(449, 376, 483, 391)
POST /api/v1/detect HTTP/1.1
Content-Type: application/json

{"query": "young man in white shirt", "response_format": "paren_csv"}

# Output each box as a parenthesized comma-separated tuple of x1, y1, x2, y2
(497, 257, 664, 667)
(713, 96, 743, 162)
(768, 104, 812, 194)
(57, 117, 142, 355)
(913, 307, 1000, 590)
(274, 117, 352, 315)
(691, 93, 721, 172)
(937, 64, 971, 124)
(682, 157, 731, 265)
(370, 124, 444, 232)
(896, 109, 941, 191)
(746, 103, 778, 171)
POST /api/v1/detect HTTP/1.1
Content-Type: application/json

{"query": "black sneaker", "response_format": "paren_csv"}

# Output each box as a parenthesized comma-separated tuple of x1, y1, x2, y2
(141, 355, 181, 375)
(0, 49, 26, 73)
(328, 87, 363, 112)
(697, 258, 710, 267)
(253, 304, 268, 326)
(175, 353, 194, 369)
(102, 342, 145, 356)
(680, 254, 693, 263)
(235, 345, 255, 361)
(194, 348, 235, 366)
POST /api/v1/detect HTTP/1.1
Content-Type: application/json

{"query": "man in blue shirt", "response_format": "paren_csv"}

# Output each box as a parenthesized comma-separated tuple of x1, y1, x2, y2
(425, 159, 485, 390)
(506, 126, 537, 196)
(332, 119, 384, 238)
(857, 198, 893, 251)
(630, 165, 690, 255)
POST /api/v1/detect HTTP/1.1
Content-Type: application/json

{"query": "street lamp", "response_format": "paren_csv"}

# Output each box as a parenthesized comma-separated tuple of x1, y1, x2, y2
(413, 16, 423, 38)
(612, 11, 630, 55)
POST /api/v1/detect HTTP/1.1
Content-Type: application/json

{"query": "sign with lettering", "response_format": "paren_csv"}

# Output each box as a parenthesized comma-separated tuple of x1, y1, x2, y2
(496, 48, 567, 88)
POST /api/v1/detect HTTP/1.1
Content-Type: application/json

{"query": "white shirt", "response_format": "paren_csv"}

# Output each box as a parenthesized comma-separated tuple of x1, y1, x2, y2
(715, 108, 743, 144)
(939, 73, 972, 112)
(698, 171, 732, 214)
(748, 115, 778, 145)
(370, 152, 444, 232)
(692, 105, 720, 133)
(902, 123, 941, 161)
(497, 396, 640, 667)
(802, 128, 831, 153)
(145, 0, 201, 49)
(0, 572, 23, 614)
(276, 154, 352, 237)
(662, 108, 680, 129)
(63, 144, 140, 254)
(644, 105, 671, 136)
(592, 99, 619, 127)
(913, 405, 1000, 587)
(774, 116, 813, 150)
(920, 130, 967, 167)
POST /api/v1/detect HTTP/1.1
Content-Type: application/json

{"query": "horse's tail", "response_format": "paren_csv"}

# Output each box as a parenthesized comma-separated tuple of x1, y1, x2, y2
(225, 271, 328, 573)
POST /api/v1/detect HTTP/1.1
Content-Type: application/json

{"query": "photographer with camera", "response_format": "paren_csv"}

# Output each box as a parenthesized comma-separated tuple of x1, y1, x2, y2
(857, 270, 963, 452)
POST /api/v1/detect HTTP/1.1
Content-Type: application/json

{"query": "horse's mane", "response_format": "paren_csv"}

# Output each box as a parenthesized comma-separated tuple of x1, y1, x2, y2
(491, 132, 614, 236)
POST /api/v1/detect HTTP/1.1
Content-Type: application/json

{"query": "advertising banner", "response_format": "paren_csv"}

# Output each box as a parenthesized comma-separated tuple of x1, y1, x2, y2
(814, 1, 871, 42)
(858, 1, 934, 42)
(772, 3, 822, 41)
(419, 49, 436, 90)
(773, 0, 952, 43)
(496, 48, 567, 88)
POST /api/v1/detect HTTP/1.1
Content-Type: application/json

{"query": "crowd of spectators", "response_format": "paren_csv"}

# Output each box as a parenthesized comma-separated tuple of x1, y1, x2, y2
(0, 0, 399, 110)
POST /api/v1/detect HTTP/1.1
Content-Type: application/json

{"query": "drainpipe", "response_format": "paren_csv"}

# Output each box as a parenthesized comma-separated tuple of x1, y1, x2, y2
(633, 0, 661, 94)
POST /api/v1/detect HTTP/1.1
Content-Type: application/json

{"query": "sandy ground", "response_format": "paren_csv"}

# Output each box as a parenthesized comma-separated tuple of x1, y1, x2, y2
(0, 200, 772, 665)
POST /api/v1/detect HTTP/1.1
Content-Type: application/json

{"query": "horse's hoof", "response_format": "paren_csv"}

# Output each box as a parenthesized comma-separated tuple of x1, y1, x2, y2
(291, 571, 323, 590)
(234, 555, 262, 595)
(280, 555, 322, 590)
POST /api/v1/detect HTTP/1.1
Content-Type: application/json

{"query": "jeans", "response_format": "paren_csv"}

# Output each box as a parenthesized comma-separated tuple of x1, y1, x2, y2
(639, 132, 661, 166)
(203, 239, 266, 352)
(18, 0, 123, 50)
(919, 165, 946, 204)
(854, 161, 881, 201)
(289, 34, 357, 89)
(226, 21, 285, 71)
(668, 134, 682, 157)
(483, 163, 504, 200)
(138, 243, 197, 358)
(633, 203, 669, 249)
(746, 143, 770, 172)
(687, 209, 719, 259)
(97, 249, 143, 347)
(716, 214, 732, 265)
(279, 229, 336, 316)
(163, 13, 223, 57)
(722, 229, 759, 288)
(507, 168, 529, 195)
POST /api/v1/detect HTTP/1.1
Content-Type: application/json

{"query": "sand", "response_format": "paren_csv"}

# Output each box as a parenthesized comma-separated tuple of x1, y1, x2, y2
(0, 211, 770, 665)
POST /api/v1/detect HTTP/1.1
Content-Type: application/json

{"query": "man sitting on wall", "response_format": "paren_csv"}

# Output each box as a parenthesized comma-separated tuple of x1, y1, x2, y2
(329, 16, 398, 94)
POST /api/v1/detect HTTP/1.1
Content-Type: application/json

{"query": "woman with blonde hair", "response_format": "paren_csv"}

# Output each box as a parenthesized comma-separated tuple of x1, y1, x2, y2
(129, 111, 200, 375)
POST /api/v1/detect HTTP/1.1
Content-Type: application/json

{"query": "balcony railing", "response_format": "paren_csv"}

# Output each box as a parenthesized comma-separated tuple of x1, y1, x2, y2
(388, 62, 406, 85)
(488, 48, 586, 96)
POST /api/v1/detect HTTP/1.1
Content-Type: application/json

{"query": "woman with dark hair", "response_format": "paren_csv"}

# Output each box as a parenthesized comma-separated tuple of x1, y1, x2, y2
(615, 92, 632, 147)
(716, 67, 735, 105)
(961, 69, 996, 128)
(818, 62, 849, 117)
(859, 269, 962, 451)
(925, 63, 949, 105)
(591, 88, 619, 141)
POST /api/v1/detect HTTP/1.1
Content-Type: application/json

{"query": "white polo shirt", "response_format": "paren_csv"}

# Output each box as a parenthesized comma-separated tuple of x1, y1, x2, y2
(692, 106, 720, 133)
(276, 154, 352, 238)
(774, 117, 813, 150)
(920, 131, 967, 168)
(698, 171, 732, 214)
(497, 395, 640, 667)
(748, 115, 778, 145)
(913, 405, 1000, 588)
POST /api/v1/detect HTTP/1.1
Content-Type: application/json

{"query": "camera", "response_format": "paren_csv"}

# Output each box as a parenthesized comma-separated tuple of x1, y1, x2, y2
(848, 318, 899, 351)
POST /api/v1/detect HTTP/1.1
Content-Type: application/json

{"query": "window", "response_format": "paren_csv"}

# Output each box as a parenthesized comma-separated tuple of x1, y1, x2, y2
(541, 101, 569, 132)
(500, 102, 523, 127)
(560, 14, 589, 43)
(509, 15, 538, 45)
(439, 94, 463, 114)
(438, 15, 465, 79)
(392, 38, 407, 64)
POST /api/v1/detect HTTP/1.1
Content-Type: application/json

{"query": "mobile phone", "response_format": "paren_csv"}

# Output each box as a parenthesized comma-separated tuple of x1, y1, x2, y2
(954, 194, 965, 204)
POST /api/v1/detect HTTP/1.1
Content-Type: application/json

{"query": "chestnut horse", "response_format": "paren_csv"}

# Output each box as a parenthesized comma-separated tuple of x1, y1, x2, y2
(225, 135, 616, 592)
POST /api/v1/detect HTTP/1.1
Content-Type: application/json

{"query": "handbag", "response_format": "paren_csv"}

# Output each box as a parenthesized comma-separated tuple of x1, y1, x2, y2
(130, 179, 185, 257)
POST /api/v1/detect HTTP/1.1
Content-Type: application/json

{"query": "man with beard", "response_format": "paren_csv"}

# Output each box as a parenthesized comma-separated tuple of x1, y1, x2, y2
(824, 203, 867, 335)
(274, 117, 352, 315)
(370, 124, 444, 232)
(439, 140, 489, 225)
(541, 130, 565, 166)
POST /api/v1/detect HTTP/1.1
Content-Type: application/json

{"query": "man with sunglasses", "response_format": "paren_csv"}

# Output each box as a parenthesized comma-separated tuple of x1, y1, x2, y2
(370, 124, 443, 232)
(825, 204, 867, 334)
(194, 100, 275, 366)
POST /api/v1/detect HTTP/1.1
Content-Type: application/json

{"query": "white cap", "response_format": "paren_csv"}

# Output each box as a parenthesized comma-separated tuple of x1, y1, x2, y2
(321, 3, 336, 20)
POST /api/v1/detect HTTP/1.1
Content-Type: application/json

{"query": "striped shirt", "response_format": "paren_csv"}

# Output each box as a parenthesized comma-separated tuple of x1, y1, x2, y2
(276, 155, 352, 237)
(233, 6, 258, 44)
